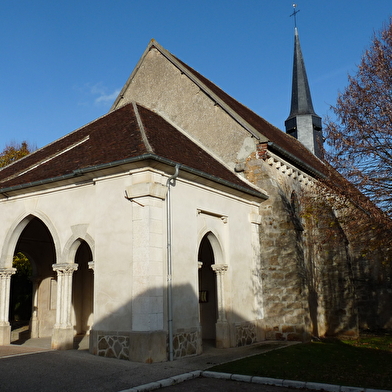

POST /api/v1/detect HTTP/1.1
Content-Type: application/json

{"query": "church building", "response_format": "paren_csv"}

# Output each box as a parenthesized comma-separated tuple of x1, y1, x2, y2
(0, 29, 390, 362)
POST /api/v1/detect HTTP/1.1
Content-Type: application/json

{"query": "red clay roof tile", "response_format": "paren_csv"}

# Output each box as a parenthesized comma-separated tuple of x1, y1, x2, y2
(0, 103, 263, 197)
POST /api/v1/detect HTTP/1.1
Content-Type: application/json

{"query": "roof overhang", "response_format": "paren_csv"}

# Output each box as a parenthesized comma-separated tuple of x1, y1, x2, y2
(0, 154, 268, 202)
(267, 142, 327, 179)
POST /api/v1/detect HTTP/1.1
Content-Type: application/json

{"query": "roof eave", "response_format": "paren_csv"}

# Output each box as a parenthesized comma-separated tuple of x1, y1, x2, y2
(0, 154, 268, 202)
(267, 142, 327, 179)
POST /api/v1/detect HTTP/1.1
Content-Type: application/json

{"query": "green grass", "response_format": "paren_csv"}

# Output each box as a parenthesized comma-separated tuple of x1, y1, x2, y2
(209, 334, 392, 390)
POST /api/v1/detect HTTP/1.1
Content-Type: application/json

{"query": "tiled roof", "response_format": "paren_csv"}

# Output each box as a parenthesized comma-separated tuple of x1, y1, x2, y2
(0, 103, 265, 199)
(175, 55, 328, 177)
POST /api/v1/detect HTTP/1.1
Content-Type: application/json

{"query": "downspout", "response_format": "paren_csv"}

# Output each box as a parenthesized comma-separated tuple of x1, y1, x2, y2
(166, 164, 180, 361)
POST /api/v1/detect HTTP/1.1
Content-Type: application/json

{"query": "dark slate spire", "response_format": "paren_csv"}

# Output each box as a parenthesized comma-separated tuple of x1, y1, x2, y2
(288, 28, 316, 117)
(285, 27, 323, 158)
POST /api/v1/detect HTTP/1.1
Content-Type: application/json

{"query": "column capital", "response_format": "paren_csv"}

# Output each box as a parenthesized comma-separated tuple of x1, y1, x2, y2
(0, 268, 16, 278)
(52, 263, 78, 275)
(211, 264, 228, 275)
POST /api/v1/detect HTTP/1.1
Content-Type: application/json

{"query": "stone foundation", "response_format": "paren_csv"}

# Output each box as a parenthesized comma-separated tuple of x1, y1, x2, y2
(235, 322, 257, 346)
(90, 330, 167, 363)
(172, 328, 201, 359)
(97, 335, 130, 360)
(265, 324, 308, 341)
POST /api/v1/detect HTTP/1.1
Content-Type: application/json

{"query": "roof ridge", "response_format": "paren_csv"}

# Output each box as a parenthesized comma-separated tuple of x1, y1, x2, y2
(132, 101, 154, 154)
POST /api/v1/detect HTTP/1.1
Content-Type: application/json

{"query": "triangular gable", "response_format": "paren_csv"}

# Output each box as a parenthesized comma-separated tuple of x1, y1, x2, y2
(111, 40, 328, 179)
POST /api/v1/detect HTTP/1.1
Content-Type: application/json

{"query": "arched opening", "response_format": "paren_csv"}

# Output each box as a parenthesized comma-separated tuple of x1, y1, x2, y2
(72, 241, 94, 349)
(198, 234, 218, 347)
(9, 252, 33, 341)
(11, 217, 56, 344)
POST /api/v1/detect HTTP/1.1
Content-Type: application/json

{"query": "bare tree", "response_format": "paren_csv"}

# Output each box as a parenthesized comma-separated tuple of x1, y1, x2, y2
(324, 18, 392, 217)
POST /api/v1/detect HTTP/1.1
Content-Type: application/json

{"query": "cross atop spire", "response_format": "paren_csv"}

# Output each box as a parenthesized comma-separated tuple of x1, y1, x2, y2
(290, 4, 300, 28)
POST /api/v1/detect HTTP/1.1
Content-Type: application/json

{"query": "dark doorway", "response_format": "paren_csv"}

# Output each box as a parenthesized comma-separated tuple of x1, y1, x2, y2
(198, 235, 217, 344)
(11, 217, 56, 343)
(9, 252, 33, 334)
(72, 241, 94, 345)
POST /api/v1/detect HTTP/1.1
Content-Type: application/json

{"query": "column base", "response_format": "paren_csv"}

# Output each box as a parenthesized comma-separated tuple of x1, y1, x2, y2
(0, 324, 11, 345)
(51, 326, 74, 350)
(216, 321, 230, 348)
(30, 317, 39, 339)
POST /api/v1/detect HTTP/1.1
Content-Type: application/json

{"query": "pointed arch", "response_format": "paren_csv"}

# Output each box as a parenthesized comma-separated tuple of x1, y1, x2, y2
(62, 233, 95, 265)
(4, 213, 59, 343)
(0, 212, 61, 269)
(197, 230, 224, 266)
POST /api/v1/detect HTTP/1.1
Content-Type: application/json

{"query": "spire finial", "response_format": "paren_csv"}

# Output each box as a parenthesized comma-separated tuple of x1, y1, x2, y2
(290, 4, 300, 28)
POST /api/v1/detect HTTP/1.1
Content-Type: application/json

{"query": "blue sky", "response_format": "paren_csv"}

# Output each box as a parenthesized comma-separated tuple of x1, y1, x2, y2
(1, 1, 391, 150)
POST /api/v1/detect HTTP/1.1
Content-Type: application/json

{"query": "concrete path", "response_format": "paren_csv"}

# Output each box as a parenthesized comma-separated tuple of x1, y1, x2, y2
(0, 339, 387, 392)
(0, 340, 292, 391)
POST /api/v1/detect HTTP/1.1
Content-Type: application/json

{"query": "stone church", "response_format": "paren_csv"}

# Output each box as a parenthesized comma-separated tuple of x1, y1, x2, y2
(0, 29, 390, 362)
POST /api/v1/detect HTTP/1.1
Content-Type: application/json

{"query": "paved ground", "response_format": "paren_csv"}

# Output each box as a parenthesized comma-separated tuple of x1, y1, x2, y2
(0, 338, 301, 392)
(142, 376, 298, 392)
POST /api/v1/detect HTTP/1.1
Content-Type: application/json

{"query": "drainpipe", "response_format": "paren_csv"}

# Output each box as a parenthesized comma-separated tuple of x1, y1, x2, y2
(166, 164, 180, 361)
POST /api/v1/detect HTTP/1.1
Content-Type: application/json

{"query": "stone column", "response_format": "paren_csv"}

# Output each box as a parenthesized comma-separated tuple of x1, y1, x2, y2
(211, 263, 230, 348)
(87, 261, 95, 335)
(29, 277, 42, 339)
(51, 263, 78, 350)
(0, 268, 16, 345)
(124, 174, 168, 362)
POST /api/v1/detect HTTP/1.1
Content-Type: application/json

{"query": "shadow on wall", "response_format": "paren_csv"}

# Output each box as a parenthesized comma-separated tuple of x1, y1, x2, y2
(353, 254, 392, 331)
(303, 217, 359, 338)
(299, 210, 392, 337)
(90, 282, 261, 363)
(276, 189, 360, 339)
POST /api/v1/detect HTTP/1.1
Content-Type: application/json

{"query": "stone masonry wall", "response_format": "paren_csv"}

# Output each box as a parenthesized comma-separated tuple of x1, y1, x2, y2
(97, 334, 130, 360)
(244, 147, 362, 340)
(172, 328, 201, 359)
(245, 151, 310, 341)
(234, 322, 257, 346)
(351, 239, 392, 330)
(302, 210, 358, 337)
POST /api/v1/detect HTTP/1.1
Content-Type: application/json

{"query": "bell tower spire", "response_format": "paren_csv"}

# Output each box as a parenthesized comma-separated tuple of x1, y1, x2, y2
(285, 6, 323, 158)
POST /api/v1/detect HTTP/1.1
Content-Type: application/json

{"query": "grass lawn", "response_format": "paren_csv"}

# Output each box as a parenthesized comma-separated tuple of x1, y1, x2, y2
(209, 333, 392, 390)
